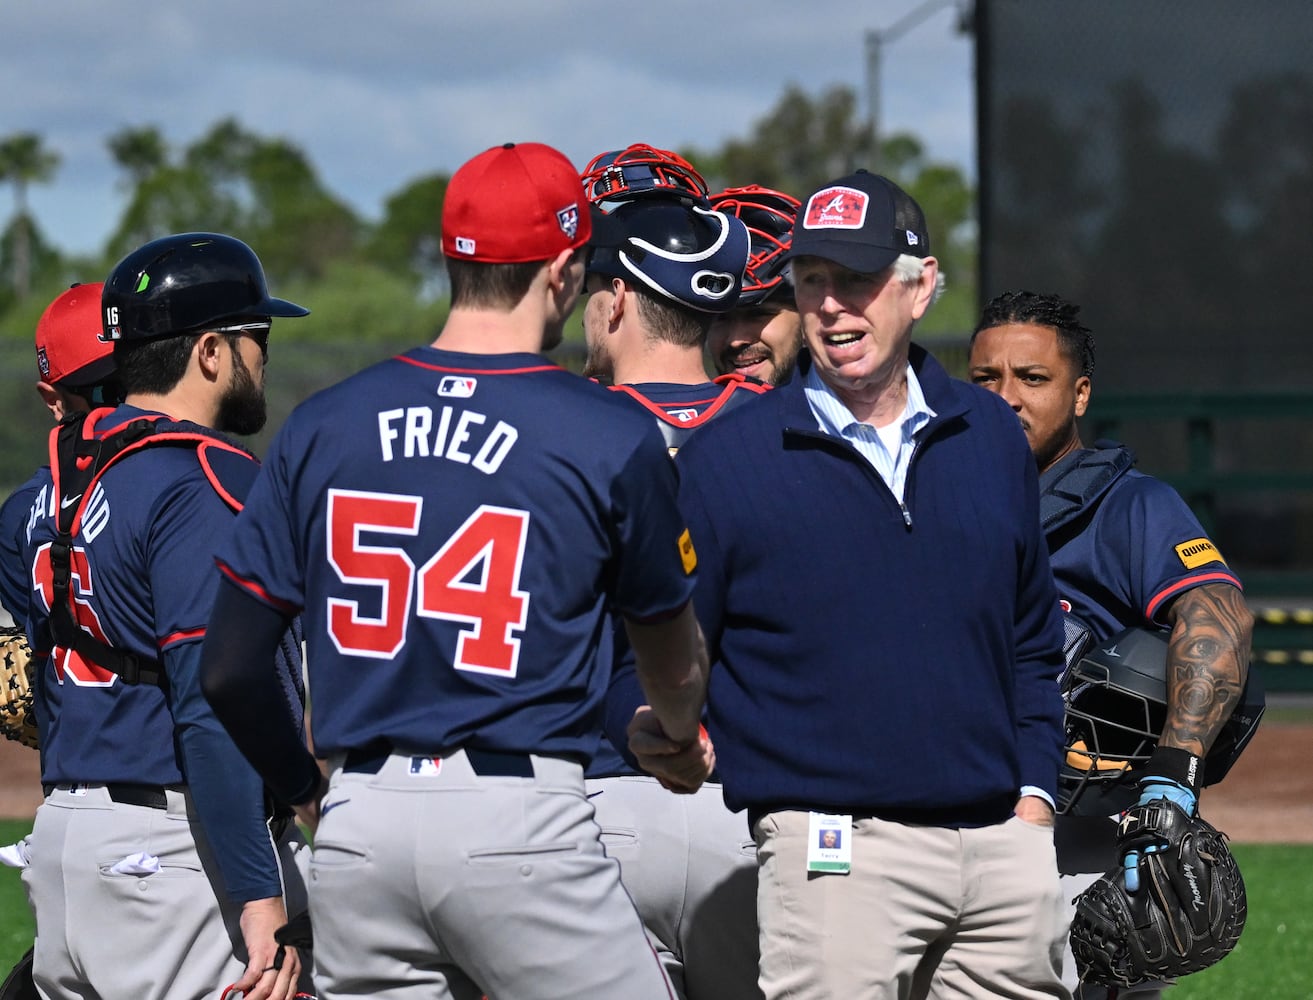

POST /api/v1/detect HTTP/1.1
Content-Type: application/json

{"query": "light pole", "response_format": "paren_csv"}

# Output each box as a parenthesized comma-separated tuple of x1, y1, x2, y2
(865, 0, 972, 171)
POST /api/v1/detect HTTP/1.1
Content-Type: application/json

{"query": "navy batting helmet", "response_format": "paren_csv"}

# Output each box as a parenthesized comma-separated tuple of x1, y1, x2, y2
(1058, 626, 1266, 816)
(708, 185, 800, 306)
(587, 199, 750, 314)
(103, 233, 308, 342)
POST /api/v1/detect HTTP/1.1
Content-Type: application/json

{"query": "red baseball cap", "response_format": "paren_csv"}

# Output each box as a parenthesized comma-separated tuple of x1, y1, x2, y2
(35, 282, 116, 387)
(442, 142, 592, 263)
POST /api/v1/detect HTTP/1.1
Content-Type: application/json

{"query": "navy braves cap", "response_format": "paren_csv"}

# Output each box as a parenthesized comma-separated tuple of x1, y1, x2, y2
(782, 170, 930, 275)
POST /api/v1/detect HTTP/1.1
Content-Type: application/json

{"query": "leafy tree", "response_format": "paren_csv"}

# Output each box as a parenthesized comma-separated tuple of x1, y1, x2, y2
(105, 118, 361, 283)
(687, 84, 875, 199)
(364, 173, 450, 294)
(107, 126, 168, 188)
(685, 83, 977, 336)
(243, 139, 360, 282)
(0, 132, 61, 301)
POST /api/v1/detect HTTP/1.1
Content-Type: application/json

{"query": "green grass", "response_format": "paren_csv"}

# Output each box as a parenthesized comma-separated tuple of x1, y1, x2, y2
(1, 821, 1309, 994)
(0, 818, 33, 973)
(1172, 844, 1313, 999)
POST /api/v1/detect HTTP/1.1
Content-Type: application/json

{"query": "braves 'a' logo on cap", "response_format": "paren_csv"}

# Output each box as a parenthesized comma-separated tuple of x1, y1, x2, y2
(557, 203, 580, 240)
(803, 186, 869, 229)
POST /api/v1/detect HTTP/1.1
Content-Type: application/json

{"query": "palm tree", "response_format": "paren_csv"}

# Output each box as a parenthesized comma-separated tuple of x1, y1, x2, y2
(0, 132, 60, 301)
(108, 126, 168, 188)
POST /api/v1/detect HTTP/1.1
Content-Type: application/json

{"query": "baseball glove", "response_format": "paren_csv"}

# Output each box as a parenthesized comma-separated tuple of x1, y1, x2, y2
(0, 947, 37, 1000)
(1070, 799, 1246, 988)
(0, 625, 38, 750)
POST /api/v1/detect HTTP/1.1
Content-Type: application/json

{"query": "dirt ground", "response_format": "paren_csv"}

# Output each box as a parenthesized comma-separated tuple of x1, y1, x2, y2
(2, 719, 1310, 840)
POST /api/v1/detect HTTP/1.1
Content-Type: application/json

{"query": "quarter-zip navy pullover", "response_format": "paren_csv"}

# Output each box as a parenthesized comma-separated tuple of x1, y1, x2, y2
(675, 345, 1066, 824)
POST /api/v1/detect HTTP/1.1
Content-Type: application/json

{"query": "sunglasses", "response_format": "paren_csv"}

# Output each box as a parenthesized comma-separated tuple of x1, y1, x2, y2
(213, 321, 272, 360)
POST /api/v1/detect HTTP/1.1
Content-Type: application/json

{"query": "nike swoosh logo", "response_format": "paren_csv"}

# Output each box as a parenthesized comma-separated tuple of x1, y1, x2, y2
(320, 799, 349, 817)
(60, 494, 83, 510)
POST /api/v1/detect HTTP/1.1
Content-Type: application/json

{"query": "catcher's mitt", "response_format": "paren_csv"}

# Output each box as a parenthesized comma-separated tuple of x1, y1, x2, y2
(1070, 799, 1246, 987)
(0, 946, 37, 1000)
(0, 625, 38, 750)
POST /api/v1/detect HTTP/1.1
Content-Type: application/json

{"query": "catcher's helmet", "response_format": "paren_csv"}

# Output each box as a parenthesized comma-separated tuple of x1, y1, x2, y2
(586, 199, 750, 314)
(581, 143, 709, 210)
(708, 185, 800, 306)
(103, 233, 308, 342)
(1058, 626, 1266, 816)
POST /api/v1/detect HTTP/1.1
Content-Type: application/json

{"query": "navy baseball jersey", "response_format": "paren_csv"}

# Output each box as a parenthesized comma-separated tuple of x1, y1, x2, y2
(605, 375, 769, 452)
(1041, 445, 1242, 638)
(588, 374, 769, 777)
(23, 407, 263, 785)
(216, 347, 696, 763)
(0, 468, 45, 621)
(20, 405, 297, 901)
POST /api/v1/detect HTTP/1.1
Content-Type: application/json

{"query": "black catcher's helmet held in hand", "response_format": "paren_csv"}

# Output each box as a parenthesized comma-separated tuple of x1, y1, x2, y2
(1058, 626, 1266, 816)
(103, 233, 309, 342)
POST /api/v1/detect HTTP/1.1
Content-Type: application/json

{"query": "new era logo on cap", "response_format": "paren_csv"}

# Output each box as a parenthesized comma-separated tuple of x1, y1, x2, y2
(803, 186, 869, 230)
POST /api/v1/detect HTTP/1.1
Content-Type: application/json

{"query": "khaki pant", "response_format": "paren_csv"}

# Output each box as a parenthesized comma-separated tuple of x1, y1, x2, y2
(754, 810, 1069, 1000)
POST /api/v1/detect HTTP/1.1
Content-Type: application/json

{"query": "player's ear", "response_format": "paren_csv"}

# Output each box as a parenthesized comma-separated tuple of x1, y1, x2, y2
(1074, 375, 1091, 418)
(608, 279, 626, 326)
(545, 247, 579, 294)
(36, 380, 64, 420)
(195, 331, 226, 380)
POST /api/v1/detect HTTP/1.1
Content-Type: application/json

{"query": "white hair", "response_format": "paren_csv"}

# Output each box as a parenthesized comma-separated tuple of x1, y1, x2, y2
(892, 254, 946, 304)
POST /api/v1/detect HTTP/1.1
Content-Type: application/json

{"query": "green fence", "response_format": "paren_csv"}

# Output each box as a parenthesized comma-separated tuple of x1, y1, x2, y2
(1090, 389, 1313, 692)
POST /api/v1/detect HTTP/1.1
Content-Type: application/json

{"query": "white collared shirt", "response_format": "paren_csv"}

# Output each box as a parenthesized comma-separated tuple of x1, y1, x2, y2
(803, 361, 935, 502)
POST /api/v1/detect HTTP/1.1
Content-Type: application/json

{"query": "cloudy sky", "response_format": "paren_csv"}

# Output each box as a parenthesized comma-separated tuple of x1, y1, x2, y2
(1, 1, 975, 257)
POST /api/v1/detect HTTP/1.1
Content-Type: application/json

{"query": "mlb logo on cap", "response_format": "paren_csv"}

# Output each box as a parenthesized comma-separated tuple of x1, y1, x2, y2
(442, 142, 593, 264)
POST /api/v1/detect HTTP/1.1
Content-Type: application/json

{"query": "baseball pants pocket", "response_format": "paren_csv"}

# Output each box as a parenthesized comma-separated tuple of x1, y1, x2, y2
(467, 841, 581, 865)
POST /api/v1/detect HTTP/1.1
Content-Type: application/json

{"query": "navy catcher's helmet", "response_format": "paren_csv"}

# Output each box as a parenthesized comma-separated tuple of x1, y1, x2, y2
(708, 185, 800, 306)
(1058, 626, 1266, 816)
(581, 143, 709, 210)
(586, 199, 750, 314)
(103, 233, 308, 342)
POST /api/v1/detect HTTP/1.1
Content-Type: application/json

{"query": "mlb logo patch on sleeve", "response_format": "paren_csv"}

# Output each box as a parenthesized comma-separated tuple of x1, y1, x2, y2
(1175, 537, 1226, 569)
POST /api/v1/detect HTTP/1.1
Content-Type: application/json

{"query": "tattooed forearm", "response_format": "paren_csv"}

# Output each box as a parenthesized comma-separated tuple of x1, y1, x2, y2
(1161, 583, 1254, 755)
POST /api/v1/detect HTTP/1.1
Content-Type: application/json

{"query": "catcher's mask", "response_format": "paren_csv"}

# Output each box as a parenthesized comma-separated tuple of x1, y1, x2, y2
(1058, 626, 1266, 816)
(581, 143, 709, 211)
(102, 233, 308, 343)
(708, 185, 800, 307)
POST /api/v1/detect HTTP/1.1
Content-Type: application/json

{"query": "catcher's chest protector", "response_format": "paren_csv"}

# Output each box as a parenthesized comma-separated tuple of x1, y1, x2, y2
(45, 408, 251, 686)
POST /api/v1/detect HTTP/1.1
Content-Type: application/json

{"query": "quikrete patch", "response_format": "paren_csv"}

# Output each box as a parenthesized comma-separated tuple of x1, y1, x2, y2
(678, 528, 697, 575)
(1175, 537, 1226, 569)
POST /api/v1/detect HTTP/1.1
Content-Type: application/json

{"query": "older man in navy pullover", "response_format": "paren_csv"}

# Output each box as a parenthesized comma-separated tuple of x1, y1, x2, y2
(636, 171, 1070, 1000)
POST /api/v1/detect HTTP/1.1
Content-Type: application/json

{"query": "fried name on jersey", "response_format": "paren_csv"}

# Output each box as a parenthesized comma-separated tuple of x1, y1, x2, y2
(378, 406, 517, 474)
